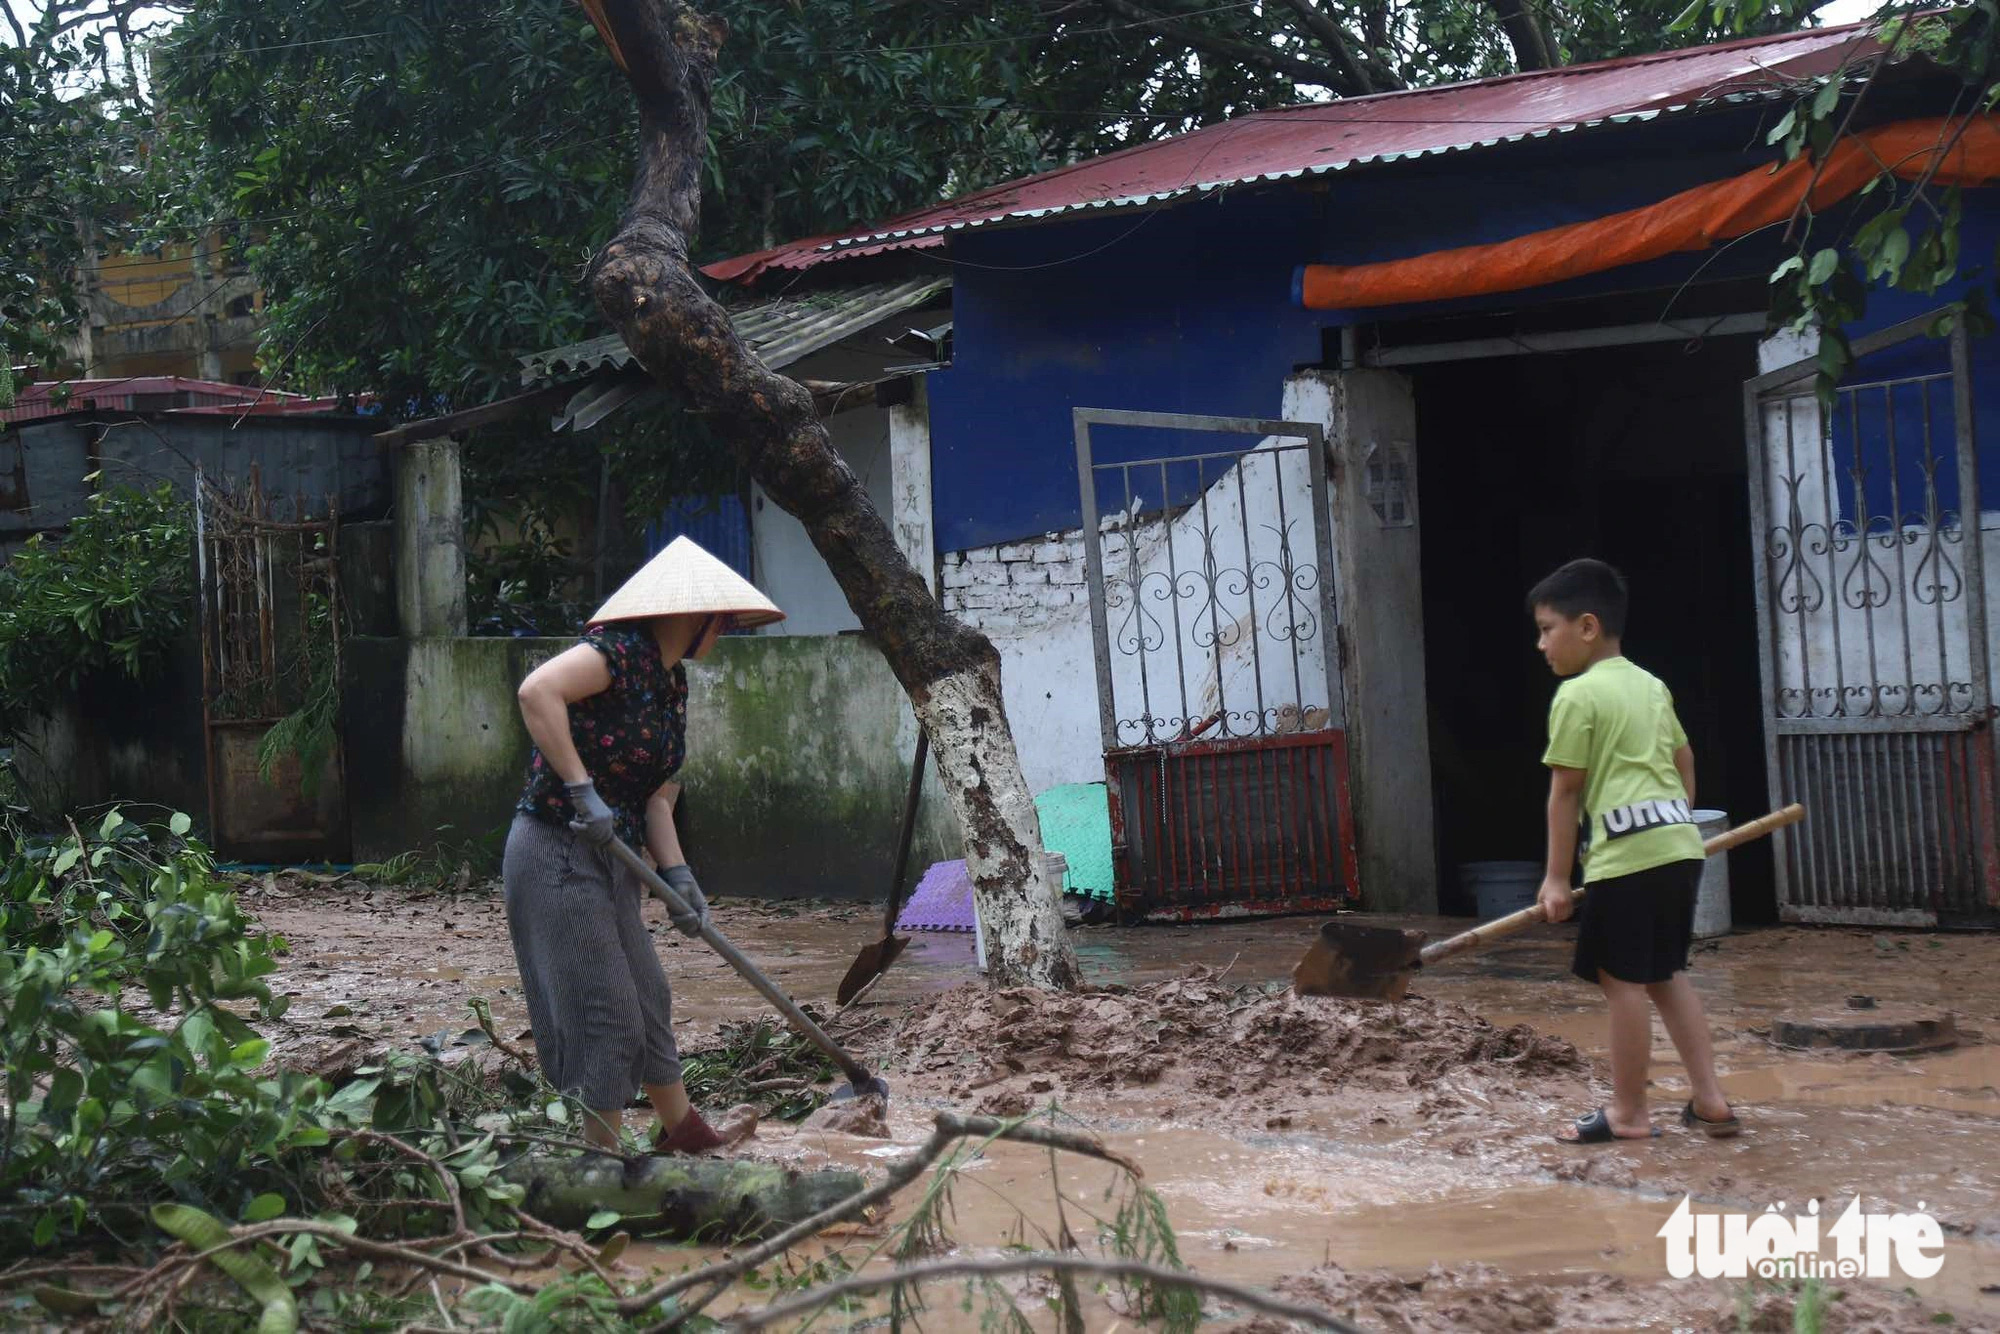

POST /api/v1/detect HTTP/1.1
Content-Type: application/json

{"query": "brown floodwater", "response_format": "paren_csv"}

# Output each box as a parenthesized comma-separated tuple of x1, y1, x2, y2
(244, 879, 2000, 1329)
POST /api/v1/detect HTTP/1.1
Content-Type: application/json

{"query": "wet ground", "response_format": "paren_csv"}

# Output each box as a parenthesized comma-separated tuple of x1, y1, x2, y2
(241, 876, 2000, 1330)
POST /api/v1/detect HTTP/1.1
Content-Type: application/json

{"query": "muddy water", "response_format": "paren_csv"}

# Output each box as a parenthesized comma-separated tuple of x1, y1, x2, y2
(245, 880, 2000, 1328)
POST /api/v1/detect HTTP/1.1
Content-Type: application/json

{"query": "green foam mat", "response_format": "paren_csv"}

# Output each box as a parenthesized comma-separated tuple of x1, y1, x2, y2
(1035, 782, 1114, 902)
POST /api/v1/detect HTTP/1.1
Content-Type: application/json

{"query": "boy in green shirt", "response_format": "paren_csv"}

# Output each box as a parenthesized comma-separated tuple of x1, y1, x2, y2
(1529, 559, 1741, 1144)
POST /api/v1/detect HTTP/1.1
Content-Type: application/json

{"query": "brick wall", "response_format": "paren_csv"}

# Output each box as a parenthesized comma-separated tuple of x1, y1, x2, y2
(939, 524, 1158, 635)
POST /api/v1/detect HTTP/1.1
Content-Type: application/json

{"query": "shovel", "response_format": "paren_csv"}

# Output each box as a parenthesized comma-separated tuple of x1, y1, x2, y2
(837, 727, 927, 1007)
(604, 837, 889, 1102)
(1293, 803, 1805, 1001)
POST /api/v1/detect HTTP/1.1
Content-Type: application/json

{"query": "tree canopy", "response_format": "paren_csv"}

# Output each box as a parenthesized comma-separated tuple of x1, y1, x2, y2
(1, 4, 147, 400)
(141, 0, 1840, 409)
(147, 0, 1061, 406)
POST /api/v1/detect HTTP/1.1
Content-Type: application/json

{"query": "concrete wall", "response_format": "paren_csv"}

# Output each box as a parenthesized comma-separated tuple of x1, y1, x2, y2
(2, 410, 389, 554)
(343, 633, 959, 898)
(9, 638, 207, 829)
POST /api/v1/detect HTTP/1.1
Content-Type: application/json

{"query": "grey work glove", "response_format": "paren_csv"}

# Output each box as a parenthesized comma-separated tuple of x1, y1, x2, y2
(661, 864, 709, 938)
(564, 779, 616, 848)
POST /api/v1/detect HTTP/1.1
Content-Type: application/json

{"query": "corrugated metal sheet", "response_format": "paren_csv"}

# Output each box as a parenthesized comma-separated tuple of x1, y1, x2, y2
(641, 491, 753, 583)
(1, 376, 309, 426)
(519, 275, 950, 385)
(703, 24, 1876, 284)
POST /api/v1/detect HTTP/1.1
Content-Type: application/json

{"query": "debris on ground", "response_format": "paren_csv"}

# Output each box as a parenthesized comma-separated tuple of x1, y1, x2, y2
(803, 1092, 891, 1138)
(1225, 1261, 1993, 1333)
(880, 968, 1585, 1115)
(680, 1016, 841, 1121)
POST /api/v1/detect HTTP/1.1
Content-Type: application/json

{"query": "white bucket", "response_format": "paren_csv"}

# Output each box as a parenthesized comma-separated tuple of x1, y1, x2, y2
(1692, 809, 1733, 938)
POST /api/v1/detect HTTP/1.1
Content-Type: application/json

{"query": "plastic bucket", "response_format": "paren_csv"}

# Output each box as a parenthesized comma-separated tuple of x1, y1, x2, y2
(1692, 809, 1733, 938)
(1460, 860, 1543, 920)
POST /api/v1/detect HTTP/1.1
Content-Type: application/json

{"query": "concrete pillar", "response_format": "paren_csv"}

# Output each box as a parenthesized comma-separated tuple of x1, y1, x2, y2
(395, 438, 467, 638)
(888, 375, 935, 593)
(1284, 369, 1437, 913)
(190, 240, 224, 382)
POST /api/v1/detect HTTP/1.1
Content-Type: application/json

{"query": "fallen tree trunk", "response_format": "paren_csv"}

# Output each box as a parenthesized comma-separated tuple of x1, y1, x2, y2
(574, 0, 1079, 992)
(505, 1153, 865, 1242)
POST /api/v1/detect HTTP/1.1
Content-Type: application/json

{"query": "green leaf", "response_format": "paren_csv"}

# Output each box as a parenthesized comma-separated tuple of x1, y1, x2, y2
(170, 812, 192, 836)
(51, 845, 81, 876)
(1807, 248, 1841, 286)
(1767, 107, 1797, 146)
(545, 1099, 569, 1125)
(229, 1038, 272, 1067)
(151, 1204, 299, 1334)
(98, 810, 122, 840)
(1812, 77, 1843, 120)
(30, 1286, 105, 1318)
(320, 1077, 380, 1121)
(584, 1210, 622, 1230)
(243, 1193, 288, 1224)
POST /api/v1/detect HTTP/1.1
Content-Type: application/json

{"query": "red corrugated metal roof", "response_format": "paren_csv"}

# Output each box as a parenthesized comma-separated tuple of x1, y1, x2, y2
(703, 22, 1877, 285)
(0, 377, 350, 426)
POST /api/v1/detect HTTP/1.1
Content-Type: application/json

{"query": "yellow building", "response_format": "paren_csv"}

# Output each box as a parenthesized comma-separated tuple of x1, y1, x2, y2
(70, 235, 266, 383)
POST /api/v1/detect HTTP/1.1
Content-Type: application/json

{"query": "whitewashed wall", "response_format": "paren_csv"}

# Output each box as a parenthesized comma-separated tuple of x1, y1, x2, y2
(940, 427, 1336, 793)
(751, 406, 893, 636)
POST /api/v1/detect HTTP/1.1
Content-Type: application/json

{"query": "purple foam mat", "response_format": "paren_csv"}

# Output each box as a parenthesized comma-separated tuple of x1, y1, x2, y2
(896, 859, 977, 932)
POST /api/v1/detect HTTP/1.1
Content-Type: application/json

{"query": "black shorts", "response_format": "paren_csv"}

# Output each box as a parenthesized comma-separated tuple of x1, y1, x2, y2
(1571, 859, 1702, 985)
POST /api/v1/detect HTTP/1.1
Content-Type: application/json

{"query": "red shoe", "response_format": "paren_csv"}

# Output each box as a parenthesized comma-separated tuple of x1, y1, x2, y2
(654, 1107, 725, 1155)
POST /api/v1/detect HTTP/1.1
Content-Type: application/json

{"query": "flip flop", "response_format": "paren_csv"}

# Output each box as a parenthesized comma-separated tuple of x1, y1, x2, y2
(1681, 1100, 1742, 1139)
(1559, 1107, 1661, 1144)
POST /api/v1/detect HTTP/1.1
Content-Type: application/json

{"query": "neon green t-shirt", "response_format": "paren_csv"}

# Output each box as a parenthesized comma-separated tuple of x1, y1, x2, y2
(1542, 656, 1705, 882)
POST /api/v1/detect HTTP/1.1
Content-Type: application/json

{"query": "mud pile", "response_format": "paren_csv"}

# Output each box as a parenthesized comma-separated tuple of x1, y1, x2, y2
(1231, 1261, 1987, 1333)
(878, 969, 1584, 1113)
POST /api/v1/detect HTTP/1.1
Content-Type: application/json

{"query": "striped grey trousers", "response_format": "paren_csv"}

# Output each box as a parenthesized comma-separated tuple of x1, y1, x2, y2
(502, 815, 681, 1109)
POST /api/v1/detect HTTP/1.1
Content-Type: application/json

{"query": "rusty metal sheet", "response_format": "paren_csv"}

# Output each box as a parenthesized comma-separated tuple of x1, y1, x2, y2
(209, 721, 345, 858)
(708, 26, 1869, 283)
(1107, 730, 1359, 921)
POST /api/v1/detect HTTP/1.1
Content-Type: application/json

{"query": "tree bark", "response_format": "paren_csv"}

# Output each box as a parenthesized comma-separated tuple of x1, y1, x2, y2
(574, 0, 1080, 991)
(1488, 0, 1556, 70)
(504, 1153, 866, 1241)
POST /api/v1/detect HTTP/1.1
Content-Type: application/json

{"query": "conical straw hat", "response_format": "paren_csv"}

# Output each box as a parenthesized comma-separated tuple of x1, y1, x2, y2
(589, 536, 785, 629)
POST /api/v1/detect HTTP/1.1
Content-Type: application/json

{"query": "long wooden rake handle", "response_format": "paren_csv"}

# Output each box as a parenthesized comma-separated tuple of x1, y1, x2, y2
(604, 837, 883, 1094)
(1419, 803, 1805, 969)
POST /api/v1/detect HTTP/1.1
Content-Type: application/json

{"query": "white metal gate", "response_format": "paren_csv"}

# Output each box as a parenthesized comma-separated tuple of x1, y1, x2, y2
(1745, 313, 1999, 925)
(1072, 408, 1358, 919)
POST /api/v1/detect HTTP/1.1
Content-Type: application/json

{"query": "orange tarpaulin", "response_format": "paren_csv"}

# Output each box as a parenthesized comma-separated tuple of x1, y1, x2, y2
(1296, 117, 2000, 311)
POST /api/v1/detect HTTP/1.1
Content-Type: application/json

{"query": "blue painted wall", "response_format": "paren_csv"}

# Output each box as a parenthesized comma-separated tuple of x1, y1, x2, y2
(926, 187, 1329, 551)
(924, 110, 2000, 551)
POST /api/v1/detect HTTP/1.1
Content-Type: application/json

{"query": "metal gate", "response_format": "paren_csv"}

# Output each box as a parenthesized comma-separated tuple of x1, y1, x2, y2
(1073, 408, 1358, 920)
(1745, 313, 1999, 925)
(195, 467, 349, 861)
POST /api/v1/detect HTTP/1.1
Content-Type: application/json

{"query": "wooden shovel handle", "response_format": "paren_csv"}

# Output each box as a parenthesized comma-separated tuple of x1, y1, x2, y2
(1417, 803, 1805, 969)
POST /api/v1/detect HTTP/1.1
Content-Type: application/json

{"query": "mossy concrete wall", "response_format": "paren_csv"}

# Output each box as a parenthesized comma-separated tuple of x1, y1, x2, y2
(344, 634, 960, 898)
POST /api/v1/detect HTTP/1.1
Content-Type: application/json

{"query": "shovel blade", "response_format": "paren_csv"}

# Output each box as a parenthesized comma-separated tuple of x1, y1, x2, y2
(1292, 921, 1429, 1001)
(836, 935, 910, 1007)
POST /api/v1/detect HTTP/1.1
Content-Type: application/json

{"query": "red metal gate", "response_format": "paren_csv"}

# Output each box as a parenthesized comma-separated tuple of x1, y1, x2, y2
(1073, 408, 1358, 920)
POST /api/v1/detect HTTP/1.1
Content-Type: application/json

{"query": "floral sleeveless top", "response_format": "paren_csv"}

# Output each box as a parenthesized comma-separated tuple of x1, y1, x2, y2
(515, 625, 688, 848)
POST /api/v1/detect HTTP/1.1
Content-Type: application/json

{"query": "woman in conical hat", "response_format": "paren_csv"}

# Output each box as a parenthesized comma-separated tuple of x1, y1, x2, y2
(503, 537, 783, 1154)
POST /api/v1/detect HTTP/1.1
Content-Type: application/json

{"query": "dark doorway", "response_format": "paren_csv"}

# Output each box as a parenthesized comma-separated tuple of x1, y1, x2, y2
(1413, 334, 1775, 924)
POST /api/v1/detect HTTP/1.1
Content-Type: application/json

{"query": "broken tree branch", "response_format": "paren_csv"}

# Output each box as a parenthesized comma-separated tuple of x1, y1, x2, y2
(618, 1112, 1138, 1320)
(726, 1254, 1368, 1332)
(575, 0, 1079, 991)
